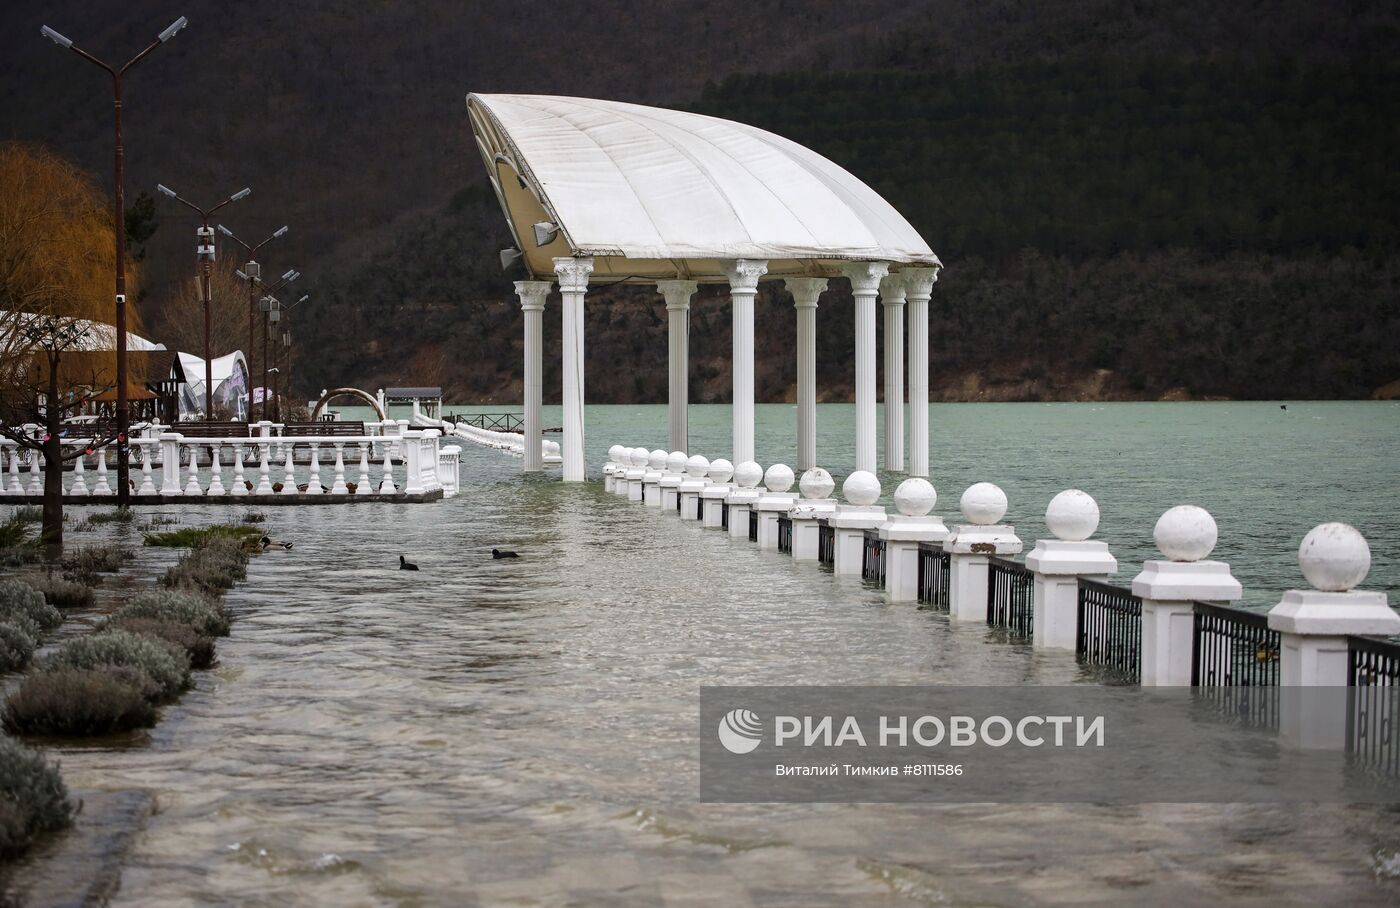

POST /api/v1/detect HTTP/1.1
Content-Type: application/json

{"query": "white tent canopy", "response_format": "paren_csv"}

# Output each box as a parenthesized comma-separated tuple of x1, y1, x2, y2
(468, 93, 940, 283)
(177, 350, 249, 421)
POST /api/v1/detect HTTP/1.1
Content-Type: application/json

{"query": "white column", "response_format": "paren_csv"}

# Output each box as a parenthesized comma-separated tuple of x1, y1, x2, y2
(842, 261, 889, 474)
(657, 280, 698, 453)
(554, 257, 593, 482)
(901, 267, 939, 478)
(784, 278, 827, 471)
(879, 273, 907, 472)
(515, 280, 551, 472)
(724, 259, 768, 465)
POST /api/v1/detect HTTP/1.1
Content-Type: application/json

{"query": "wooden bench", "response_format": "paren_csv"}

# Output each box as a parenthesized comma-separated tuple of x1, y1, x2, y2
(171, 421, 252, 438)
(282, 421, 367, 437)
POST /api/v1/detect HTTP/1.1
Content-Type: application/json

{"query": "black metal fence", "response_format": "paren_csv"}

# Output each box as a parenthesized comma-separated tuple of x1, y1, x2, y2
(861, 530, 886, 585)
(451, 413, 524, 433)
(987, 556, 1034, 637)
(1191, 603, 1280, 687)
(1348, 637, 1400, 776)
(777, 516, 793, 554)
(675, 488, 682, 514)
(916, 543, 951, 610)
(720, 501, 729, 530)
(818, 519, 835, 566)
(748, 508, 758, 542)
(1076, 579, 1142, 682)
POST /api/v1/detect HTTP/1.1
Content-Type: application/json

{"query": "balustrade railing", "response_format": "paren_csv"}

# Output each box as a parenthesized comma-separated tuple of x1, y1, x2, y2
(861, 530, 886, 585)
(1076, 579, 1142, 682)
(748, 508, 759, 542)
(777, 516, 793, 554)
(817, 519, 835, 566)
(1191, 603, 1280, 687)
(916, 544, 950, 610)
(987, 555, 1034, 637)
(1348, 637, 1400, 776)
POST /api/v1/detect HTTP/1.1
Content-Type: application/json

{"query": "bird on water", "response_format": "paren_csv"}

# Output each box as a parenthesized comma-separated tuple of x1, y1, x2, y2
(492, 548, 519, 559)
(260, 536, 292, 550)
(399, 555, 419, 571)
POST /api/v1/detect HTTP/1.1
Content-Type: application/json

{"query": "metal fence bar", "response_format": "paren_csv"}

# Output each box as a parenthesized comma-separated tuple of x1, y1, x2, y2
(861, 530, 886, 585)
(1191, 602, 1280, 688)
(987, 555, 1034, 637)
(818, 519, 835, 566)
(748, 508, 758, 542)
(1348, 637, 1400, 777)
(916, 543, 950, 611)
(777, 516, 793, 555)
(1076, 578, 1142, 682)
(721, 501, 729, 530)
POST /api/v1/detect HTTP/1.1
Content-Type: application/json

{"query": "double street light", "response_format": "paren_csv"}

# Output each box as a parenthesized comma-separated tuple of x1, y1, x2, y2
(264, 293, 307, 421)
(155, 184, 250, 419)
(40, 14, 188, 506)
(220, 224, 289, 421)
(234, 267, 300, 420)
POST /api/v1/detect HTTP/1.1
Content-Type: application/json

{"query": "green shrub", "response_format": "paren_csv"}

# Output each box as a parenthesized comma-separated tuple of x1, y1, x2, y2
(0, 621, 37, 673)
(0, 579, 61, 633)
(0, 515, 29, 549)
(85, 509, 135, 525)
(142, 525, 261, 548)
(107, 617, 216, 670)
(0, 546, 42, 568)
(42, 630, 189, 702)
(29, 575, 94, 610)
(112, 589, 230, 637)
(0, 735, 77, 855)
(4, 667, 157, 737)
(62, 546, 131, 584)
(239, 511, 266, 524)
(160, 538, 249, 595)
(11, 506, 43, 524)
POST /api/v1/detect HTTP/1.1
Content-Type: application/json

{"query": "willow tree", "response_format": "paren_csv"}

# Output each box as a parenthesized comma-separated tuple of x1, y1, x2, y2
(0, 143, 139, 551)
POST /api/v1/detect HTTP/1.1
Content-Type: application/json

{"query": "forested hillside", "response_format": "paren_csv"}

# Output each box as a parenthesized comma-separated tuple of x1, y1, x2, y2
(2, 1, 1397, 401)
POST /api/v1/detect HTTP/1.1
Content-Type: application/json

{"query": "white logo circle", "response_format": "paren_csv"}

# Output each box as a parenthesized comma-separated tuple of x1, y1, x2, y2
(717, 708, 762, 754)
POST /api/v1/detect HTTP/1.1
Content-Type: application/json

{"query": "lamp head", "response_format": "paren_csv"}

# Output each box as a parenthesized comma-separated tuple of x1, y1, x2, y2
(156, 184, 177, 199)
(499, 247, 523, 270)
(158, 16, 188, 43)
(230, 188, 251, 202)
(40, 25, 73, 48)
(532, 221, 559, 247)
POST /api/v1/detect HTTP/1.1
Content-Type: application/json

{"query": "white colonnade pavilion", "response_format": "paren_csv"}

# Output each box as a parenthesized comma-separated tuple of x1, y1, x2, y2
(466, 93, 942, 481)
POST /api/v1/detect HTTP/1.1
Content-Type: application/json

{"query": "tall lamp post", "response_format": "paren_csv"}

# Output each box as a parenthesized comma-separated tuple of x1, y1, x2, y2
(40, 15, 188, 507)
(219, 224, 288, 421)
(234, 268, 299, 420)
(274, 295, 307, 421)
(155, 184, 249, 418)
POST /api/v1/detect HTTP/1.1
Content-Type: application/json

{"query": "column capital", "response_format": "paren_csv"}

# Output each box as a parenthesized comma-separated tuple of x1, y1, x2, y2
(879, 273, 908, 304)
(841, 260, 889, 294)
(553, 256, 594, 291)
(784, 277, 827, 309)
(514, 280, 551, 311)
(723, 259, 768, 291)
(656, 279, 699, 311)
(900, 265, 941, 299)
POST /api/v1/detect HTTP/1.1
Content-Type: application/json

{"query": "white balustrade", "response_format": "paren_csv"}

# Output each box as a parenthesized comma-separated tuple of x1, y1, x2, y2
(93, 447, 111, 496)
(356, 444, 373, 495)
(70, 450, 89, 496)
(231, 444, 248, 496)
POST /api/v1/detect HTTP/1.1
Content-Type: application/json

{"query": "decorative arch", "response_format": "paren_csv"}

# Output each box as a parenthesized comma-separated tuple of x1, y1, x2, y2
(311, 387, 385, 421)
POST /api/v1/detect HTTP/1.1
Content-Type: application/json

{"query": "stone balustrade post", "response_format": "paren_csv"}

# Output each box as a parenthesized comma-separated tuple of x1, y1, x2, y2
(6, 447, 21, 495)
(604, 444, 625, 494)
(160, 434, 183, 495)
(280, 444, 297, 495)
(788, 468, 838, 561)
(207, 444, 226, 495)
(755, 464, 799, 550)
(678, 454, 710, 520)
(26, 448, 41, 495)
(255, 443, 274, 495)
(183, 444, 202, 495)
(1133, 506, 1242, 686)
(1026, 490, 1118, 649)
(625, 446, 648, 502)
(879, 478, 949, 601)
(726, 461, 764, 540)
(331, 443, 348, 494)
(660, 451, 688, 511)
(1269, 523, 1400, 748)
(831, 471, 887, 575)
(137, 443, 157, 495)
(92, 447, 111, 496)
(357, 444, 373, 495)
(700, 459, 735, 528)
(69, 449, 89, 496)
(946, 483, 1023, 620)
(230, 444, 248, 496)
(642, 448, 668, 507)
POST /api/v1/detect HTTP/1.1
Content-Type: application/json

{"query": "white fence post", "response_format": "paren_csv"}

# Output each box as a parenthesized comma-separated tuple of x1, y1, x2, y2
(755, 464, 798, 551)
(831, 471, 887, 575)
(726, 461, 764, 540)
(880, 478, 948, 601)
(789, 468, 838, 561)
(160, 434, 183, 496)
(946, 483, 1022, 620)
(1026, 490, 1117, 649)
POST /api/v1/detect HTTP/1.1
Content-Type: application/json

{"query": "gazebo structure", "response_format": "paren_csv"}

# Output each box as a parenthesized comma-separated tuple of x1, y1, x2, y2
(467, 93, 942, 481)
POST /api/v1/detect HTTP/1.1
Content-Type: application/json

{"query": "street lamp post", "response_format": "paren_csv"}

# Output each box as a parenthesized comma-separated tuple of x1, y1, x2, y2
(155, 184, 249, 418)
(40, 14, 188, 507)
(219, 224, 288, 421)
(275, 295, 307, 421)
(235, 268, 299, 421)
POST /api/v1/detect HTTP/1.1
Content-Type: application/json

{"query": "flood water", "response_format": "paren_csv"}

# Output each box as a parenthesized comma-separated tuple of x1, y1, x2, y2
(44, 402, 1400, 905)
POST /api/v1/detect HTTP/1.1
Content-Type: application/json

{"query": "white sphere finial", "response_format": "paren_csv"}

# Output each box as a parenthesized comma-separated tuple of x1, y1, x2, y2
(630, 447, 649, 467)
(799, 467, 835, 500)
(666, 451, 687, 473)
(894, 478, 937, 517)
(648, 449, 668, 470)
(608, 444, 623, 463)
(763, 463, 795, 493)
(686, 454, 710, 478)
(1153, 505, 1218, 562)
(1045, 489, 1100, 541)
(709, 458, 734, 483)
(960, 482, 1007, 526)
(734, 461, 763, 489)
(1298, 522, 1371, 592)
(842, 470, 881, 506)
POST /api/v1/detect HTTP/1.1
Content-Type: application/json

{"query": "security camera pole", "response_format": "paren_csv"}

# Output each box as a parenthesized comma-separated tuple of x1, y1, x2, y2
(219, 224, 289, 420)
(39, 14, 188, 507)
(156, 184, 250, 418)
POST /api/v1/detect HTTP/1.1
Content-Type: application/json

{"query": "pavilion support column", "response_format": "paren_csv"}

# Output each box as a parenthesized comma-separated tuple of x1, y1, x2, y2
(901, 267, 940, 478)
(515, 280, 552, 472)
(657, 280, 699, 453)
(554, 256, 594, 481)
(724, 259, 768, 465)
(784, 277, 828, 471)
(880, 273, 907, 472)
(842, 261, 889, 475)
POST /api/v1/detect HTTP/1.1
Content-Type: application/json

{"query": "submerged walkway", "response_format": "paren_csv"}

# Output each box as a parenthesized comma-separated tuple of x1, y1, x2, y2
(47, 444, 1400, 906)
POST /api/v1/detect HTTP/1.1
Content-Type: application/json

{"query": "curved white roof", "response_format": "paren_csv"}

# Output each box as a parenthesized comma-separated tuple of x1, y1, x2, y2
(467, 94, 940, 283)
(178, 350, 247, 386)
(0, 310, 164, 352)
